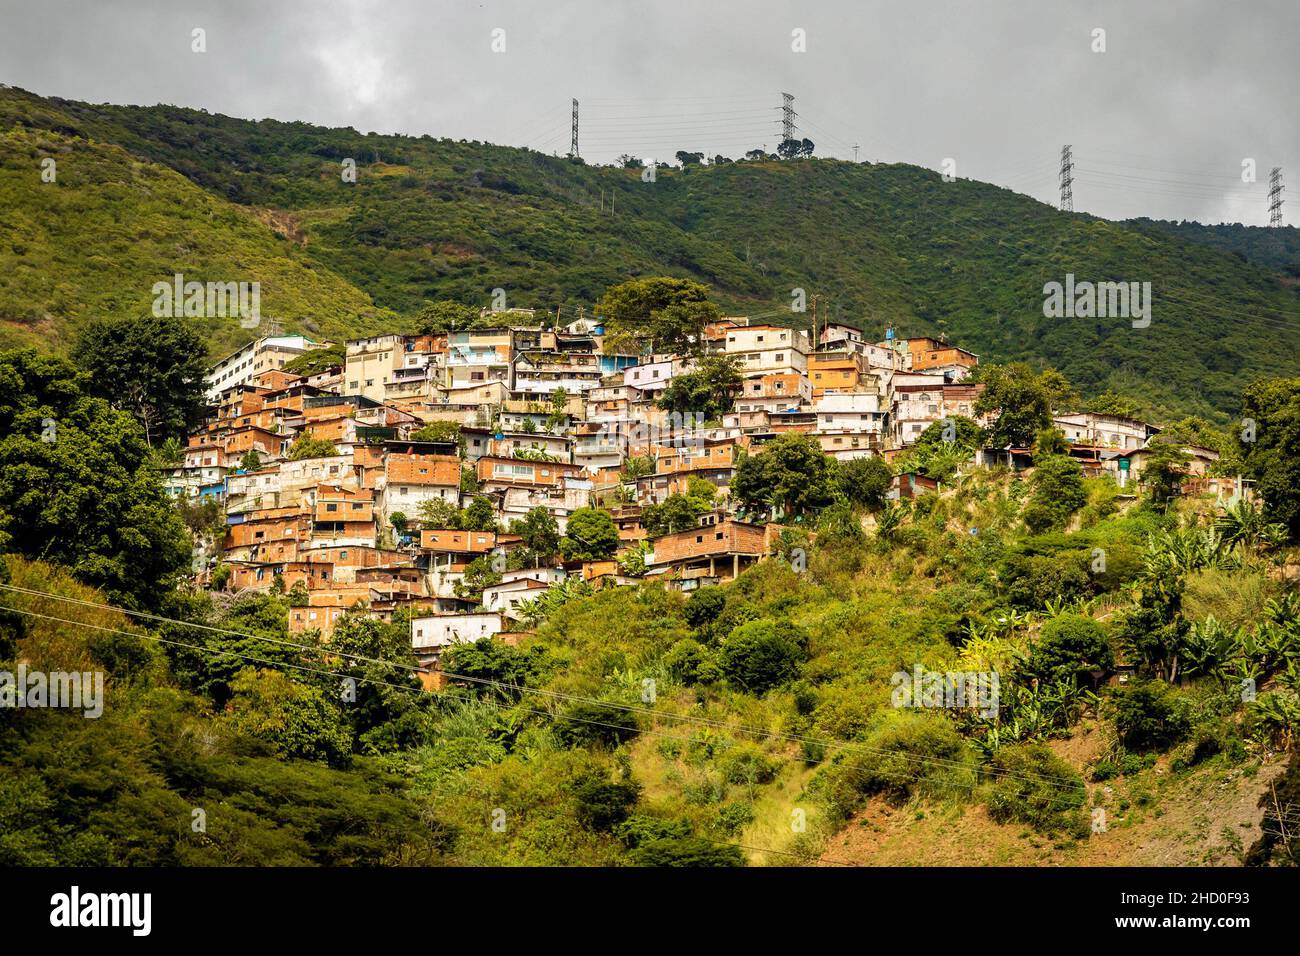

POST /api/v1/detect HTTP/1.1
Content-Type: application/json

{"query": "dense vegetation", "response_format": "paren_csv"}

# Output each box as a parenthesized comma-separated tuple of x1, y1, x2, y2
(4, 345, 1300, 865)
(3, 85, 1300, 420)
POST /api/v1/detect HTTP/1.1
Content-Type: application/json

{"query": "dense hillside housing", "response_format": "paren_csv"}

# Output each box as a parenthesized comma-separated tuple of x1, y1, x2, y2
(174, 315, 1202, 669)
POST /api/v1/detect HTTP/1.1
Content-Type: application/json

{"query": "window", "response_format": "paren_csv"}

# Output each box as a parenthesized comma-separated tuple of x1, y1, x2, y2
(326, 503, 338, 512)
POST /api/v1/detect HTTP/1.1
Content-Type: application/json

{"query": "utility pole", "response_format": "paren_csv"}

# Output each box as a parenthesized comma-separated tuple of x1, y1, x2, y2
(1059, 145, 1074, 212)
(570, 98, 579, 159)
(1269, 167, 1285, 227)
(811, 293, 819, 351)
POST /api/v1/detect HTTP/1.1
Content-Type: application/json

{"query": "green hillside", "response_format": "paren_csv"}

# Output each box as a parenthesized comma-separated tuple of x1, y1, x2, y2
(2, 84, 1299, 419)
(1125, 218, 1300, 280)
(0, 124, 393, 356)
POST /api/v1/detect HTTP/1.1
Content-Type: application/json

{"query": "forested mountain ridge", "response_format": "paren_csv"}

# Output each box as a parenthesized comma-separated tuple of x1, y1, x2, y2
(2, 84, 1299, 420)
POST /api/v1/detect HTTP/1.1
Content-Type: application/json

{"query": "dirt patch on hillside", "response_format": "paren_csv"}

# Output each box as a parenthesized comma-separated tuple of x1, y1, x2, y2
(250, 207, 307, 244)
(819, 754, 1286, 866)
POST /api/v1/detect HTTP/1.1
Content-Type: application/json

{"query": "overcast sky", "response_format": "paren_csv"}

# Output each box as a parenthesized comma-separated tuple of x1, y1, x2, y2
(2, 0, 1295, 224)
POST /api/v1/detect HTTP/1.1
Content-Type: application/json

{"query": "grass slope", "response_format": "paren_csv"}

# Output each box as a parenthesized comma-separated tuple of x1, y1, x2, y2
(0, 125, 393, 357)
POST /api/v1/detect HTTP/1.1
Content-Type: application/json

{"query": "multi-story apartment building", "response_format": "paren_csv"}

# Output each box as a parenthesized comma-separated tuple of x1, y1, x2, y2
(206, 335, 326, 401)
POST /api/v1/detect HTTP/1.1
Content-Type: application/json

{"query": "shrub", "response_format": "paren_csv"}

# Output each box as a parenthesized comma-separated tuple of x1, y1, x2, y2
(718, 619, 807, 694)
(1000, 552, 1092, 611)
(1026, 614, 1113, 683)
(716, 802, 756, 835)
(615, 814, 692, 848)
(554, 702, 640, 749)
(985, 743, 1088, 836)
(1113, 681, 1190, 752)
(663, 638, 710, 685)
(574, 780, 641, 831)
(717, 743, 779, 785)
(684, 586, 725, 629)
(813, 711, 968, 822)
(629, 837, 744, 867)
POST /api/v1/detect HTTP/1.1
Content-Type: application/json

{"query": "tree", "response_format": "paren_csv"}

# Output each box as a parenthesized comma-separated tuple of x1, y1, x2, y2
(460, 496, 499, 532)
(656, 355, 742, 419)
(1032, 427, 1069, 460)
(1238, 378, 1300, 540)
(415, 300, 477, 334)
(834, 456, 892, 511)
(1037, 368, 1080, 413)
(641, 494, 701, 537)
(674, 150, 704, 167)
(595, 277, 719, 355)
(509, 506, 560, 557)
(629, 837, 744, 867)
(282, 343, 345, 377)
(0, 349, 191, 610)
(897, 416, 984, 482)
(777, 137, 815, 159)
(1023, 454, 1086, 533)
(455, 555, 503, 601)
(287, 435, 339, 460)
(1024, 614, 1114, 684)
(973, 363, 1055, 448)
(409, 421, 462, 446)
(1084, 391, 1144, 419)
(239, 449, 263, 472)
(224, 667, 353, 767)
(74, 313, 208, 445)
(1141, 435, 1191, 504)
(575, 780, 641, 831)
(729, 432, 835, 518)
(719, 619, 807, 693)
(418, 498, 461, 530)
(560, 507, 619, 562)
(684, 587, 726, 629)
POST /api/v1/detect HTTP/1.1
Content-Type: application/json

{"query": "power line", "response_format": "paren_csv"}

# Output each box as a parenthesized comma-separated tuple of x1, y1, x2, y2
(0, 600, 856, 865)
(2, 582, 1090, 794)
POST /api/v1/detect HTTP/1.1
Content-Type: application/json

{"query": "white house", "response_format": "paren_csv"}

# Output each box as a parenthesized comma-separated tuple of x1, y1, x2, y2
(411, 612, 504, 659)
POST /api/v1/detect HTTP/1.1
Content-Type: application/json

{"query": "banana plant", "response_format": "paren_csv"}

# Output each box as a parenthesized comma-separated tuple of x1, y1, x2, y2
(1248, 692, 1300, 750)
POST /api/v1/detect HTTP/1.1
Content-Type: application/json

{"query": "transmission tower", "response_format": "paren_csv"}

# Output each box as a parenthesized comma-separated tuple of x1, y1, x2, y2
(781, 92, 797, 145)
(1059, 144, 1074, 212)
(569, 99, 579, 158)
(1269, 167, 1285, 227)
